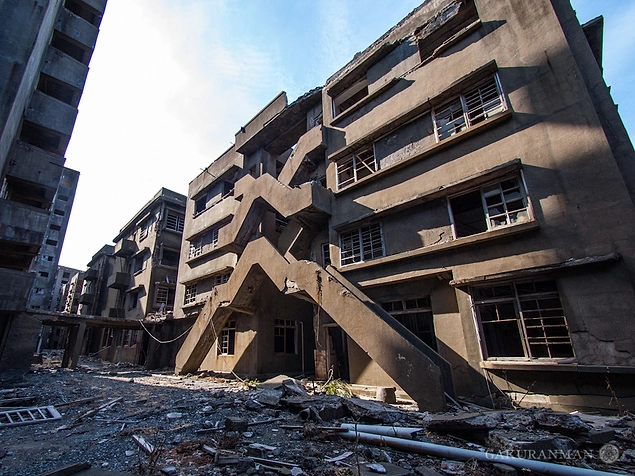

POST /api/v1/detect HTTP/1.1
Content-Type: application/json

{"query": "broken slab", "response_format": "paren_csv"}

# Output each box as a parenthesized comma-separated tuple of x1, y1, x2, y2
(343, 398, 407, 424)
(424, 412, 501, 432)
(488, 429, 579, 457)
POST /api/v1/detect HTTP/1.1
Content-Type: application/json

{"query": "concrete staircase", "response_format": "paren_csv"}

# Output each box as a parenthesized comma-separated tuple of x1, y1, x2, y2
(175, 236, 450, 411)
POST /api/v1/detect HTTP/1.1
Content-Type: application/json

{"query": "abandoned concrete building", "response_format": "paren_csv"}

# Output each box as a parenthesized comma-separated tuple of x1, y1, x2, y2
(0, 0, 106, 371)
(173, 0, 635, 412)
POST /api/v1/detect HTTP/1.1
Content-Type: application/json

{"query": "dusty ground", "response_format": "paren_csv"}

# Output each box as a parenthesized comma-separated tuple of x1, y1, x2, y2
(0, 354, 633, 476)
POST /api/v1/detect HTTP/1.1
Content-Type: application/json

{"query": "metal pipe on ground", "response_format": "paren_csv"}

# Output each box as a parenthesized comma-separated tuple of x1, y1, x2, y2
(339, 430, 618, 476)
(339, 423, 424, 439)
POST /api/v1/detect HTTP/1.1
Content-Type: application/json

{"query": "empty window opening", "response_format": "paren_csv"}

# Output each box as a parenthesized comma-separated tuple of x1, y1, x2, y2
(39, 271, 49, 278)
(57, 195, 69, 202)
(449, 177, 530, 238)
(332, 76, 369, 117)
(184, 283, 197, 305)
(434, 75, 506, 141)
(128, 291, 139, 310)
(160, 248, 179, 267)
(46, 239, 58, 246)
(19, 122, 62, 154)
(64, 0, 100, 26)
(275, 213, 289, 233)
(165, 212, 184, 232)
(212, 272, 231, 287)
(382, 297, 437, 351)
(1, 176, 51, 209)
(472, 280, 574, 359)
(340, 223, 384, 265)
(50, 224, 61, 231)
(336, 145, 377, 189)
(139, 221, 150, 241)
(37, 74, 78, 106)
(218, 321, 236, 355)
(51, 31, 88, 64)
(274, 319, 296, 354)
(53, 209, 65, 216)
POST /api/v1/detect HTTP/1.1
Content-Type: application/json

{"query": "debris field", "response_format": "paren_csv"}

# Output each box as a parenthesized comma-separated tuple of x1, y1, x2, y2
(0, 354, 633, 476)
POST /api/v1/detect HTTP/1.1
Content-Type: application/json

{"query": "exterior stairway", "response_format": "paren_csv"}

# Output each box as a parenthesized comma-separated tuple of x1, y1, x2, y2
(175, 236, 451, 411)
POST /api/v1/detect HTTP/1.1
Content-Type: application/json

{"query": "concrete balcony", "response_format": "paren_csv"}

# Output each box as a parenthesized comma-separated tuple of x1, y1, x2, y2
(24, 90, 78, 138)
(0, 199, 49, 246)
(114, 239, 137, 257)
(0, 269, 35, 311)
(83, 268, 98, 281)
(6, 141, 65, 191)
(180, 252, 237, 284)
(42, 46, 89, 90)
(56, 8, 99, 50)
(107, 272, 130, 290)
(186, 197, 240, 241)
(79, 291, 94, 305)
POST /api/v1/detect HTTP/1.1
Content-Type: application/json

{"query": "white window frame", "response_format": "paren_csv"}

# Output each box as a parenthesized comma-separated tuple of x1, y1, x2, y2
(184, 283, 197, 305)
(218, 320, 236, 355)
(336, 145, 378, 190)
(339, 222, 385, 266)
(448, 174, 531, 238)
(433, 74, 507, 141)
(154, 286, 175, 308)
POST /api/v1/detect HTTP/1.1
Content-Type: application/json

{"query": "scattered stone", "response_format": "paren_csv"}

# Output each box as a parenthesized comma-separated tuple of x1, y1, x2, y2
(161, 466, 178, 475)
(533, 409, 593, 434)
(166, 412, 183, 419)
(367, 463, 387, 473)
(225, 416, 249, 432)
(125, 450, 135, 457)
(489, 429, 578, 457)
(282, 379, 308, 397)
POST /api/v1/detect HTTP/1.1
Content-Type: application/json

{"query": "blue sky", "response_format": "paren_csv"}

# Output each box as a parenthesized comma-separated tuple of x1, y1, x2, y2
(59, 0, 635, 270)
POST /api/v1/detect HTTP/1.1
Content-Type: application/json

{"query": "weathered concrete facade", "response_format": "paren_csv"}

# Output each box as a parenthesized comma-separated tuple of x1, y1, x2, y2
(174, 0, 635, 412)
(0, 0, 106, 373)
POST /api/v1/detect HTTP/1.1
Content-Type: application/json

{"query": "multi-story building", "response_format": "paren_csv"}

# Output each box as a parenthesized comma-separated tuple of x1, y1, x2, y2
(51, 265, 80, 312)
(0, 0, 106, 371)
(27, 167, 79, 311)
(79, 188, 187, 365)
(175, 0, 635, 412)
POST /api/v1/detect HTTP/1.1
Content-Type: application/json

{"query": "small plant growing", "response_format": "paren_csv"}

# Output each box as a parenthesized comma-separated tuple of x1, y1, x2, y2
(322, 378, 352, 397)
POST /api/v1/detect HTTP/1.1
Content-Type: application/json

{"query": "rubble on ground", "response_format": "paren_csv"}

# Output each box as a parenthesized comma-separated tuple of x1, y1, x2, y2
(0, 353, 633, 475)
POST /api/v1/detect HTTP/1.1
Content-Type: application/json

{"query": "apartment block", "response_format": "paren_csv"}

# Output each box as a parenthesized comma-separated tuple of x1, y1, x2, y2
(0, 0, 106, 372)
(174, 0, 635, 412)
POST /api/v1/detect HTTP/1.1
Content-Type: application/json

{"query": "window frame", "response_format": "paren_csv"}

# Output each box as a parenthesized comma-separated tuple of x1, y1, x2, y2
(165, 212, 184, 233)
(448, 174, 532, 238)
(471, 279, 575, 361)
(218, 320, 236, 356)
(433, 74, 507, 142)
(331, 75, 369, 118)
(336, 144, 378, 190)
(274, 319, 297, 354)
(184, 283, 197, 305)
(339, 222, 385, 266)
(154, 286, 175, 308)
(381, 297, 437, 351)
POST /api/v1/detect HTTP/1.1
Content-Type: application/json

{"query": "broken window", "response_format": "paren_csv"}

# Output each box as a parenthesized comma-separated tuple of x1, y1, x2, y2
(139, 220, 150, 241)
(274, 319, 296, 354)
(337, 145, 377, 189)
(434, 75, 506, 141)
(381, 297, 437, 351)
(188, 227, 220, 259)
(321, 243, 331, 267)
(340, 223, 384, 265)
(449, 176, 530, 238)
(154, 286, 175, 309)
(472, 279, 574, 359)
(331, 76, 369, 117)
(129, 291, 139, 310)
(160, 248, 179, 267)
(184, 283, 197, 305)
(165, 212, 184, 233)
(218, 320, 236, 355)
(212, 272, 231, 287)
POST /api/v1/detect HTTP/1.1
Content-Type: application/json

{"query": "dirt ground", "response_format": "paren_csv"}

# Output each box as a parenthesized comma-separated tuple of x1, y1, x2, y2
(0, 354, 633, 476)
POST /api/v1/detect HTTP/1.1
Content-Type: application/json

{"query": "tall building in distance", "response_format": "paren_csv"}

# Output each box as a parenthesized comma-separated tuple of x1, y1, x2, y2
(0, 0, 106, 371)
(174, 0, 635, 412)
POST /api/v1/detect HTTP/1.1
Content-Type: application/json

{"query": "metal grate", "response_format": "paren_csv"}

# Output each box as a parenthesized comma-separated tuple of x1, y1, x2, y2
(0, 406, 61, 428)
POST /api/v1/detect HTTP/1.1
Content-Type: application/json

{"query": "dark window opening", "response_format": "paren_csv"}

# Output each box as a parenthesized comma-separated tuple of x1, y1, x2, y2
(46, 239, 58, 246)
(218, 321, 236, 355)
(161, 249, 179, 267)
(37, 74, 78, 106)
(274, 319, 296, 354)
(332, 76, 369, 117)
(19, 122, 62, 154)
(50, 224, 61, 231)
(51, 31, 88, 64)
(53, 209, 65, 216)
(1, 176, 52, 209)
(64, 0, 100, 26)
(39, 271, 49, 278)
(382, 297, 437, 351)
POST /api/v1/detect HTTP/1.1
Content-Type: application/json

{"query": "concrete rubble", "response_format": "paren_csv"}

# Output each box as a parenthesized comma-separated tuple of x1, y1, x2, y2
(0, 354, 633, 475)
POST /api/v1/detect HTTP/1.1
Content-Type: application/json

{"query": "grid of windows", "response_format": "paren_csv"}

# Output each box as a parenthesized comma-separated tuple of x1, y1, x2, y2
(337, 146, 377, 189)
(218, 320, 236, 355)
(434, 75, 506, 141)
(340, 223, 384, 265)
(165, 213, 184, 232)
(184, 283, 197, 305)
(213, 272, 231, 287)
(449, 177, 530, 238)
(472, 280, 574, 359)
(321, 243, 331, 267)
(274, 319, 296, 354)
(381, 297, 437, 350)
(188, 228, 220, 259)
